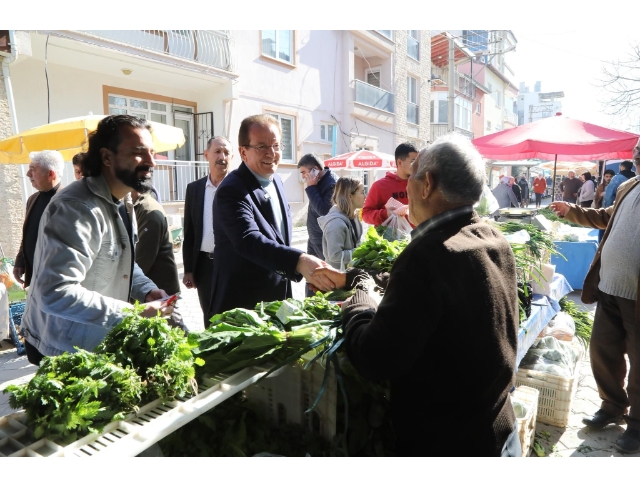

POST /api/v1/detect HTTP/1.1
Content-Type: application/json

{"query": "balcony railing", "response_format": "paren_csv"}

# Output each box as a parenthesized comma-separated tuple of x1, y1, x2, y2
(430, 124, 474, 142)
(504, 108, 518, 126)
(153, 161, 209, 202)
(355, 79, 395, 113)
(407, 103, 419, 125)
(75, 30, 235, 72)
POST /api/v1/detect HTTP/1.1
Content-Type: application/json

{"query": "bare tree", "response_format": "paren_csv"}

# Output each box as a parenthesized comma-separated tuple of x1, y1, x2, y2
(599, 44, 640, 124)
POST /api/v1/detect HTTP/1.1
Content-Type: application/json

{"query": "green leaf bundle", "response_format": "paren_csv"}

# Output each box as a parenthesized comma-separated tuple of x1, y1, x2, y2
(350, 226, 408, 273)
(95, 304, 202, 402)
(3, 348, 143, 444)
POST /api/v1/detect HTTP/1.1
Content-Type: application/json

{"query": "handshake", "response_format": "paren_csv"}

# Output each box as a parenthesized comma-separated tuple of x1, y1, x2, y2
(385, 197, 409, 217)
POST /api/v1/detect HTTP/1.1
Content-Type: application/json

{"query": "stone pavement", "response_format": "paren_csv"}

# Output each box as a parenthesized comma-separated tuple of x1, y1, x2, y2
(530, 292, 640, 457)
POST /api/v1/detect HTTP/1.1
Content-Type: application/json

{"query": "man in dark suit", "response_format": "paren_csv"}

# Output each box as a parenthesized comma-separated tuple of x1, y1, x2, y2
(13, 150, 64, 288)
(182, 136, 233, 322)
(209, 114, 336, 318)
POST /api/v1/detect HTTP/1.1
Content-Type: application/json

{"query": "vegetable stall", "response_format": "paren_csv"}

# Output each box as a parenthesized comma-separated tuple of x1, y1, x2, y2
(0, 217, 593, 457)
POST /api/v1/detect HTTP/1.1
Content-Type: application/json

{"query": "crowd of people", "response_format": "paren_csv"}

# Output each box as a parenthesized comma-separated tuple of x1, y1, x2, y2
(9, 111, 640, 456)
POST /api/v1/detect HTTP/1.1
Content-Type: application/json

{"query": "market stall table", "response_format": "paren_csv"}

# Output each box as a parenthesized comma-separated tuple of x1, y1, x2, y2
(516, 273, 573, 370)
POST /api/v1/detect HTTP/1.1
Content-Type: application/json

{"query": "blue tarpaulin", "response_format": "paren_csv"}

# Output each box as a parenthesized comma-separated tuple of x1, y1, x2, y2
(551, 241, 598, 290)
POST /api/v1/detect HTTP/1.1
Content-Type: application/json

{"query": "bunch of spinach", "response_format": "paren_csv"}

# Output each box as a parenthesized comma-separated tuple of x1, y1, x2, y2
(4, 348, 143, 444)
(189, 304, 332, 377)
(350, 226, 408, 273)
(95, 304, 203, 402)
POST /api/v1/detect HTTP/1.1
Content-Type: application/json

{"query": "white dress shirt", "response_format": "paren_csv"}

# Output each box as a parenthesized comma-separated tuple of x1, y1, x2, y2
(200, 176, 218, 253)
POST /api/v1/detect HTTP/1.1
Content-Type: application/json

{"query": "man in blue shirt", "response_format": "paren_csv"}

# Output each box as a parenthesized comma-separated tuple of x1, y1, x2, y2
(604, 160, 636, 207)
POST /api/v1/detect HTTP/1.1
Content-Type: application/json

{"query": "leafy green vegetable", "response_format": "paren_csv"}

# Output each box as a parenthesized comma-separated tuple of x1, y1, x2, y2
(559, 297, 594, 348)
(533, 439, 546, 457)
(350, 226, 408, 273)
(3, 348, 143, 444)
(94, 304, 201, 402)
(539, 207, 583, 228)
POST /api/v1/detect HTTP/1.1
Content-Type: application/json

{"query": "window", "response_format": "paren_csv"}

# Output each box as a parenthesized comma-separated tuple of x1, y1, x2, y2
(376, 30, 393, 40)
(407, 76, 419, 125)
(320, 123, 335, 143)
(365, 68, 381, 88)
(455, 97, 472, 132)
(494, 91, 501, 107)
(266, 112, 296, 163)
(430, 100, 434, 123)
(486, 120, 492, 131)
(462, 30, 489, 53)
(261, 30, 294, 64)
(407, 30, 419, 60)
(476, 102, 482, 114)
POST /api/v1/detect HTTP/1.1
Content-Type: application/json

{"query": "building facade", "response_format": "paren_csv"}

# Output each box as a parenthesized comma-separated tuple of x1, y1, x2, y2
(0, 29, 431, 229)
(517, 81, 564, 125)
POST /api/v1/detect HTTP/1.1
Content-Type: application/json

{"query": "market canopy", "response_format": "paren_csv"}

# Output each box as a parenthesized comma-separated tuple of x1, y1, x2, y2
(0, 115, 186, 164)
(323, 150, 396, 170)
(535, 160, 598, 176)
(472, 113, 639, 162)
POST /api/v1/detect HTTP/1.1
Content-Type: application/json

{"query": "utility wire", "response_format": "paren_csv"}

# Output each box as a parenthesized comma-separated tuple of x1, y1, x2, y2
(45, 34, 51, 123)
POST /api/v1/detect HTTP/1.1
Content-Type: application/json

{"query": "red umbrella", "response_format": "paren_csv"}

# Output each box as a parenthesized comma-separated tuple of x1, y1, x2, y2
(472, 113, 639, 201)
(324, 150, 396, 170)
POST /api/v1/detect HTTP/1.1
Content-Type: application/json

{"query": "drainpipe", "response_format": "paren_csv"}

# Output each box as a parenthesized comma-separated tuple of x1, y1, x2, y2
(1, 30, 29, 202)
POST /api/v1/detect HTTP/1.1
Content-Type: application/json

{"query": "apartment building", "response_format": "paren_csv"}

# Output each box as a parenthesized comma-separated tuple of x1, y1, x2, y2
(517, 81, 564, 125)
(0, 29, 431, 237)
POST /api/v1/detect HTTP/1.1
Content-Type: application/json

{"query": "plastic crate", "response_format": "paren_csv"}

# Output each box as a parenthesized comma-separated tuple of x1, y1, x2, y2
(514, 339, 583, 428)
(511, 386, 539, 457)
(243, 361, 337, 440)
(8, 302, 26, 356)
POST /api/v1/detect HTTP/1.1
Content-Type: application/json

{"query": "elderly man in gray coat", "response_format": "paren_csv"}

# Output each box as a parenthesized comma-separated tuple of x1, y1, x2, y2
(492, 176, 520, 210)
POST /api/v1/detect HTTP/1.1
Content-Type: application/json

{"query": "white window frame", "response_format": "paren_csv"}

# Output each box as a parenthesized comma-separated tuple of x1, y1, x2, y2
(365, 67, 382, 88)
(266, 112, 296, 164)
(376, 30, 393, 40)
(476, 102, 482, 114)
(108, 93, 195, 160)
(261, 30, 294, 64)
(407, 75, 419, 125)
(320, 123, 335, 143)
(486, 120, 492, 131)
(454, 97, 472, 132)
(407, 30, 420, 60)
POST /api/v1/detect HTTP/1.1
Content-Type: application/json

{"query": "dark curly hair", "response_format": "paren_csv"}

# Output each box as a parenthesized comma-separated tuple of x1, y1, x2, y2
(81, 115, 152, 177)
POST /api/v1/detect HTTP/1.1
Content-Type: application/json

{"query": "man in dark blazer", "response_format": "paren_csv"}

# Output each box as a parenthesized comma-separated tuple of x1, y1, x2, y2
(208, 115, 336, 319)
(182, 136, 233, 322)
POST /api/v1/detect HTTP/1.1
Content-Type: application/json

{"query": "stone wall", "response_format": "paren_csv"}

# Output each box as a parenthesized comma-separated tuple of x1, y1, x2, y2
(0, 71, 25, 259)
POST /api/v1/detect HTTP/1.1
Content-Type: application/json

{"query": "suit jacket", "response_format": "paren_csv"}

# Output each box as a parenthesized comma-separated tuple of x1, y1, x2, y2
(182, 175, 208, 275)
(15, 185, 62, 287)
(209, 162, 303, 317)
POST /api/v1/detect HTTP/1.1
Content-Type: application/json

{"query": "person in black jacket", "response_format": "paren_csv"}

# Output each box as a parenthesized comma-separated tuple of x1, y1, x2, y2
(182, 136, 233, 323)
(208, 115, 335, 319)
(314, 133, 521, 457)
(298, 153, 338, 295)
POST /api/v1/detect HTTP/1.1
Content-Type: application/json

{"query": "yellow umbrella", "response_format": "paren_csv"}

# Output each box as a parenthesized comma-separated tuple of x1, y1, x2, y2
(536, 160, 597, 176)
(0, 115, 185, 164)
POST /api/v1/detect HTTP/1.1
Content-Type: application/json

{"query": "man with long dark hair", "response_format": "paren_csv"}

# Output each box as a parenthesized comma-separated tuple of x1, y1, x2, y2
(20, 115, 173, 365)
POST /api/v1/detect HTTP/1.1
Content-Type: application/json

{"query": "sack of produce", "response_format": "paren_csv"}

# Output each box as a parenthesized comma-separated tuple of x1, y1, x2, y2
(519, 336, 580, 378)
(377, 211, 412, 242)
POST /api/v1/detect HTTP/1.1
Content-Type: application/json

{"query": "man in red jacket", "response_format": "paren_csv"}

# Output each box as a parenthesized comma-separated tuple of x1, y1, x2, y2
(362, 142, 418, 227)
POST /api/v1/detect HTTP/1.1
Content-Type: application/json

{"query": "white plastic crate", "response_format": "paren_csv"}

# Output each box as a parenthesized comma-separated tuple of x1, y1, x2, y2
(511, 386, 539, 457)
(514, 339, 584, 428)
(243, 360, 338, 440)
(0, 366, 269, 456)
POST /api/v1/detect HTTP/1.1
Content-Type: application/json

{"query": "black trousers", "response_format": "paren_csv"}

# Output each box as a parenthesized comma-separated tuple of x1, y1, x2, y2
(591, 290, 640, 430)
(195, 252, 215, 327)
(24, 340, 44, 366)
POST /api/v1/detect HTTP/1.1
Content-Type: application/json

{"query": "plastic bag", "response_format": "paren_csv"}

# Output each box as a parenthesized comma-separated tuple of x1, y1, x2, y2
(538, 311, 575, 342)
(474, 184, 500, 216)
(378, 213, 412, 242)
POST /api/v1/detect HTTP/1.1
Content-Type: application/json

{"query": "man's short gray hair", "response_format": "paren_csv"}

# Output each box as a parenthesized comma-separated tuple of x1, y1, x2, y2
(29, 150, 65, 178)
(414, 133, 485, 206)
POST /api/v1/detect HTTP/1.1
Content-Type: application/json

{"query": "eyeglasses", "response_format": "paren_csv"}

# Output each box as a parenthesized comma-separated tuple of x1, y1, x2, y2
(243, 144, 282, 153)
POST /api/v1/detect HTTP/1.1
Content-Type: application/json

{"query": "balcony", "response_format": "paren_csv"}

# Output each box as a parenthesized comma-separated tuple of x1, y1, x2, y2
(72, 30, 235, 72)
(355, 79, 395, 113)
(430, 124, 474, 142)
(407, 103, 419, 125)
(153, 160, 210, 202)
(504, 108, 518, 126)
